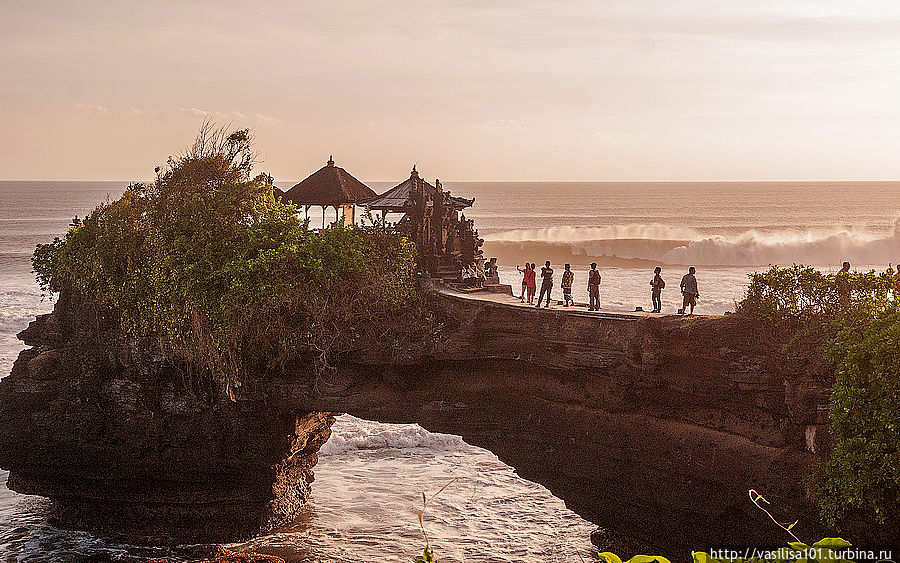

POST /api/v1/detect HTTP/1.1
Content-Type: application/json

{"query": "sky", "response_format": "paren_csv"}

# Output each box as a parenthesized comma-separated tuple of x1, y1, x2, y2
(2, 0, 900, 182)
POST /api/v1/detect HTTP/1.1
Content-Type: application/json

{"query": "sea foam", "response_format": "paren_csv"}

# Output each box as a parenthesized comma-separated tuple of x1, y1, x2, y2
(484, 219, 900, 267)
(320, 416, 468, 455)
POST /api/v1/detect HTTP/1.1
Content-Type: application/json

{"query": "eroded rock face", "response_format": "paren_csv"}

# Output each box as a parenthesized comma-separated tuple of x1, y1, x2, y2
(0, 290, 334, 543)
(0, 288, 865, 550)
(261, 292, 839, 551)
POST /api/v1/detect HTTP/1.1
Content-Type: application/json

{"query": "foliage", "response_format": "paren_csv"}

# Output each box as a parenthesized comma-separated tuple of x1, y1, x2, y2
(748, 490, 800, 542)
(415, 478, 460, 562)
(33, 123, 430, 390)
(597, 538, 859, 563)
(819, 304, 900, 526)
(737, 265, 900, 529)
(738, 264, 896, 347)
(420, 545, 439, 563)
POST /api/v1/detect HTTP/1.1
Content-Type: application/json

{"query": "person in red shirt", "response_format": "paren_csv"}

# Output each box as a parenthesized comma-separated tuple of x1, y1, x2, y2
(525, 262, 537, 304)
(517, 263, 530, 302)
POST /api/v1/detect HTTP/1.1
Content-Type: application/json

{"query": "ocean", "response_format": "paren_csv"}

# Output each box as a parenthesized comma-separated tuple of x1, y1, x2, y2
(1, 180, 899, 561)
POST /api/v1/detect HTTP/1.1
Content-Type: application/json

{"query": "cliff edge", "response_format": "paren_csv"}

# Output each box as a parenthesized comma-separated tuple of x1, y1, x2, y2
(0, 287, 845, 550)
(0, 289, 334, 543)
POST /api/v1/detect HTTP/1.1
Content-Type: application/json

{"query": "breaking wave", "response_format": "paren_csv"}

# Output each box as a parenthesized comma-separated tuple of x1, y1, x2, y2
(319, 415, 468, 455)
(484, 220, 900, 267)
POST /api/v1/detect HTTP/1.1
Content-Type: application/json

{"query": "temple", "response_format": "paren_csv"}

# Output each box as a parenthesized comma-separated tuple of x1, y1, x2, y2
(365, 166, 484, 281)
(278, 160, 488, 282)
(283, 157, 376, 226)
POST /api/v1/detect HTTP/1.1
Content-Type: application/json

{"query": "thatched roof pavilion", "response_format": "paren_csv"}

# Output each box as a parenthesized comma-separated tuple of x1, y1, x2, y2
(364, 166, 473, 212)
(285, 157, 375, 207)
(284, 157, 376, 226)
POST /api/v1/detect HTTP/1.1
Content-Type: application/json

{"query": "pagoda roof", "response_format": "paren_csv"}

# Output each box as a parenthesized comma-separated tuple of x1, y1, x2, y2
(364, 169, 474, 211)
(284, 157, 376, 207)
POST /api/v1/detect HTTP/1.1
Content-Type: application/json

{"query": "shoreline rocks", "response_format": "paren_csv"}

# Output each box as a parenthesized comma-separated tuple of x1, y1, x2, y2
(0, 290, 334, 544)
(2, 287, 886, 549)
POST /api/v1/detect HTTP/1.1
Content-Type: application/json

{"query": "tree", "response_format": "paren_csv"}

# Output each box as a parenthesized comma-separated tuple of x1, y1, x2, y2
(33, 123, 432, 392)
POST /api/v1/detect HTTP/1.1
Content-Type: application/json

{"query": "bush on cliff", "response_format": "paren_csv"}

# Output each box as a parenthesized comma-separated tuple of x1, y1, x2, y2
(819, 304, 900, 527)
(737, 265, 899, 529)
(32, 124, 430, 390)
(738, 264, 895, 344)
(597, 537, 858, 563)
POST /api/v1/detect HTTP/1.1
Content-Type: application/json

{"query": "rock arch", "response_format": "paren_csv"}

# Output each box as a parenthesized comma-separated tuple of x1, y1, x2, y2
(0, 289, 833, 549)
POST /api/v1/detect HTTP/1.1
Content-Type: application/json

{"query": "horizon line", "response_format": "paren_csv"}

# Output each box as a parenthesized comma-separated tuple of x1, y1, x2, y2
(4, 178, 900, 184)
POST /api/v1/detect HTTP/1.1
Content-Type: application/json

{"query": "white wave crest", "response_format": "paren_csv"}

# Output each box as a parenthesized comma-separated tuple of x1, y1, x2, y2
(320, 415, 468, 455)
(484, 224, 702, 243)
(485, 220, 900, 266)
(660, 221, 900, 266)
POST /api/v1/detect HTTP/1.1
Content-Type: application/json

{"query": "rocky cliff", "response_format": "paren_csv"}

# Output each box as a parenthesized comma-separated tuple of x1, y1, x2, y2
(0, 289, 334, 543)
(266, 291, 837, 551)
(0, 287, 846, 550)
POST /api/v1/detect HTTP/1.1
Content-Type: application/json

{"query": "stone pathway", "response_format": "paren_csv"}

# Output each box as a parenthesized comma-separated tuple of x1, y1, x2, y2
(438, 287, 681, 320)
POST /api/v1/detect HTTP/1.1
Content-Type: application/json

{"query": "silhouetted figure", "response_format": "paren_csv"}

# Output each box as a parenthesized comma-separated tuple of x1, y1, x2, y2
(837, 261, 852, 309)
(517, 263, 530, 301)
(561, 264, 574, 307)
(526, 262, 537, 304)
(536, 261, 554, 308)
(587, 262, 601, 311)
(650, 266, 665, 313)
(680, 266, 699, 315)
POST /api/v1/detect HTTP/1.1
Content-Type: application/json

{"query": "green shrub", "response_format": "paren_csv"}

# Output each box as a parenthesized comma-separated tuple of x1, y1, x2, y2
(33, 125, 430, 389)
(598, 537, 858, 563)
(737, 265, 899, 529)
(738, 264, 896, 344)
(820, 304, 900, 526)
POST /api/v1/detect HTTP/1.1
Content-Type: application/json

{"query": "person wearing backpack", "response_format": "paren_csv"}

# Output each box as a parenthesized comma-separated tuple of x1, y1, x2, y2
(587, 262, 602, 311)
(650, 266, 665, 313)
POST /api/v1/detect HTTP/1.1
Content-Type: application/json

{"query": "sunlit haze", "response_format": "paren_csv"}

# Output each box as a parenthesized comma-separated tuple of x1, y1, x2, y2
(3, 0, 900, 181)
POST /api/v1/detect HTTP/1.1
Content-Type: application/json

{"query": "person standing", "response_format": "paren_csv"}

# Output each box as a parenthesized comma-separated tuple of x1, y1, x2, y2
(517, 263, 530, 302)
(650, 266, 665, 313)
(680, 266, 699, 315)
(837, 261, 852, 309)
(561, 264, 575, 307)
(536, 260, 554, 308)
(526, 262, 537, 304)
(587, 262, 601, 311)
(475, 259, 486, 288)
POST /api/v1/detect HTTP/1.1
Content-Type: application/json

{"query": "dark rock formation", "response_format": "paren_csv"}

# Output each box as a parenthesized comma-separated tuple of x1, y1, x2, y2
(0, 286, 871, 551)
(266, 292, 839, 552)
(0, 290, 334, 543)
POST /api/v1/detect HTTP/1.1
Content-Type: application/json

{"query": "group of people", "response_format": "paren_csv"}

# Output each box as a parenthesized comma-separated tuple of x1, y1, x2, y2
(517, 262, 702, 315)
(461, 257, 499, 287)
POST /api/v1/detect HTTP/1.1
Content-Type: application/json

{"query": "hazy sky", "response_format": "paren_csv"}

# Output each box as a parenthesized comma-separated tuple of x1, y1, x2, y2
(2, 0, 900, 181)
